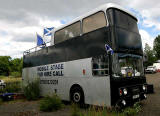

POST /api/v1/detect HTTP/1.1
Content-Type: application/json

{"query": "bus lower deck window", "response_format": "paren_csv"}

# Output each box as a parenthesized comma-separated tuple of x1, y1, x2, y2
(92, 54, 109, 76)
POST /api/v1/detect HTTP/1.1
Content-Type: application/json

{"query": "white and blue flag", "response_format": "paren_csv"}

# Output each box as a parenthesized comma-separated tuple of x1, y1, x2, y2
(44, 27, 54, 36)
(37, 34, 44, 46)
(105, 44, 114, 55)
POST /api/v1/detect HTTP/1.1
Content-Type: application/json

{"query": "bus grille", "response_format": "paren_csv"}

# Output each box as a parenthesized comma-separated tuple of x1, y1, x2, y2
(132, 88, 140, 95)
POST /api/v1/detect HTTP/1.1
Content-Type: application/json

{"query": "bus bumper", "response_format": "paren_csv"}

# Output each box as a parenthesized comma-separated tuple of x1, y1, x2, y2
(117, 92, 147, 107)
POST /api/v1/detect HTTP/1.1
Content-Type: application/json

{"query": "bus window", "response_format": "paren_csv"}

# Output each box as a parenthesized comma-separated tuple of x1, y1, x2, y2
(55, 21, 81, 44)
(83, 11, 107, 34)
(107, 9, 138, 33)
(92, 54, 109, 76)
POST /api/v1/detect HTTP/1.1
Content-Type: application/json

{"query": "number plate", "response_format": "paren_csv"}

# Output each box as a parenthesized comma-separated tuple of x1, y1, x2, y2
(133, 94, 139, 99)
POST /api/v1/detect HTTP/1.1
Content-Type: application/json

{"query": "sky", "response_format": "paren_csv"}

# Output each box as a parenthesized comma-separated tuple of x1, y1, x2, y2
(0, 0, 160, 58)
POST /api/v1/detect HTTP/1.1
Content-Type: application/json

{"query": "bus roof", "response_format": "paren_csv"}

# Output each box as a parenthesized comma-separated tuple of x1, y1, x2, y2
(52, 3, 137, 34)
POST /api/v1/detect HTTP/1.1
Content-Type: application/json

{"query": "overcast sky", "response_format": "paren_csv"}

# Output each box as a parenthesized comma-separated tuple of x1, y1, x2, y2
(0, 0, 159, 58)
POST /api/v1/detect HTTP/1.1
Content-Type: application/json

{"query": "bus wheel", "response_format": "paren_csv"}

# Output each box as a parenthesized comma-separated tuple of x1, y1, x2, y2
(71, 87, 84, 104)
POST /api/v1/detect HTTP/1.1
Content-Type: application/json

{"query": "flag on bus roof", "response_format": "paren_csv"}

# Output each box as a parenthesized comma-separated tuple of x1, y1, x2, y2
(105, 44, 114, 55)
(44, 27, 54, 36)
(37, 34, 44, 46)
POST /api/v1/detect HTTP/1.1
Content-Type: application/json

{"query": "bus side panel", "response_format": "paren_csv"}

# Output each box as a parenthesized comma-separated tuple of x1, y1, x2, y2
(22, 58, 111, 106)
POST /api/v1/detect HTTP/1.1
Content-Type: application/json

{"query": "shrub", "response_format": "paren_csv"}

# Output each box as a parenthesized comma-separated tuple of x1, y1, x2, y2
(23, 79, 40, 100)
(39, 94, 63, 112)
(10, 72, 21, 77)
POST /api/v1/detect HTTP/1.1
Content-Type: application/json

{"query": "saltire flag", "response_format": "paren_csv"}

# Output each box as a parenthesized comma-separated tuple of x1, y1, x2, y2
(44, 27, 54, 36)
(37, 34, 44, 46)
(105, 44, 114, 55)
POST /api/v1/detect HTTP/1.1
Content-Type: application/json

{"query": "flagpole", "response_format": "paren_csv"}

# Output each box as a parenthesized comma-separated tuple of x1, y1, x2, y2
(43, 26, 45, 44)
(35, 32, 37, 52)
(36, 32, 37, 46)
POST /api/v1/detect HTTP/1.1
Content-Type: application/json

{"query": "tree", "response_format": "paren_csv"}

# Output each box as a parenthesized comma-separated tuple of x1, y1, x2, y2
(0, 56, 23, 76)
(144, 43, 157, 67)
(0, 56, 11, 76)
(10, 58, 23, 73)
(153, 35, 160, 59)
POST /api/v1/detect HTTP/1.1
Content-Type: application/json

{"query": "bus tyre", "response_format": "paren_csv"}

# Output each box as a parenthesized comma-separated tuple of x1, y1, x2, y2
(71, 87, 84, 105)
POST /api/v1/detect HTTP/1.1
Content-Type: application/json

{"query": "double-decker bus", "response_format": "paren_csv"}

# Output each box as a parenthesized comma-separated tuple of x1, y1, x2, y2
(22, 3, 147, 107)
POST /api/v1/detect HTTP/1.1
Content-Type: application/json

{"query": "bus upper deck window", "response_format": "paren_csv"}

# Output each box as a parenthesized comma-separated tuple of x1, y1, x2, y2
(83, 11, 107, 34)
(54, 21, 81, 44)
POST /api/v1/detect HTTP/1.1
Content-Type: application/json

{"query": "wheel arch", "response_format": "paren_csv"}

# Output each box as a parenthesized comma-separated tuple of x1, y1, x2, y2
(69, 84, 85, 103)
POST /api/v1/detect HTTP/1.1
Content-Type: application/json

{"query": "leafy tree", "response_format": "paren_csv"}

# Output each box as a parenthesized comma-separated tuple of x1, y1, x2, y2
(10, 58, 23, 73)
(153, 35, 160, 59)
(0, 56, 23, 76)
(144, 43, 157, 67)
(0, 56, 11, 76)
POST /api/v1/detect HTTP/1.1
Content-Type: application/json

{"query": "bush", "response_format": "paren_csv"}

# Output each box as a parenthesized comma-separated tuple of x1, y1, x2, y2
(39, 94, 63, 112)
(23, 79, 40, 100)
(10, 72, 21, 77)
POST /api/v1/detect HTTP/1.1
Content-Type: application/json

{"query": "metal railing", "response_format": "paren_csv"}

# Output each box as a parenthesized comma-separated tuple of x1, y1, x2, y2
(23, 41, 51, 56)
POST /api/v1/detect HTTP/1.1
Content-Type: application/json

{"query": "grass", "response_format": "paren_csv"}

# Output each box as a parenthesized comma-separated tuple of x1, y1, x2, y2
(39, 94, 63, 112)
(0, 76, 21, 83)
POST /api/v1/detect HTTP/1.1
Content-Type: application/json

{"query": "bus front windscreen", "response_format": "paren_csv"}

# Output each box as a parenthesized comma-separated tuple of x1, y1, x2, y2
(107, 8, 142, 50)
(112, 53, 144, 78)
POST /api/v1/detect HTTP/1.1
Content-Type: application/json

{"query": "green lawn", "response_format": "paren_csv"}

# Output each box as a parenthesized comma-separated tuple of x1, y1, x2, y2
(0, 76, 21, 83)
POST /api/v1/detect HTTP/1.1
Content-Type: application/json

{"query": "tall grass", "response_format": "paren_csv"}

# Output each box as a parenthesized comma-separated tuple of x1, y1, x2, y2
(71, 102, 142, 116)
(0, 98, 3, 105)
(71, 103, 82, 116)
(23, 79, 40, 100)
(0, 76, 22, 93)
(0, 81, 21, 93)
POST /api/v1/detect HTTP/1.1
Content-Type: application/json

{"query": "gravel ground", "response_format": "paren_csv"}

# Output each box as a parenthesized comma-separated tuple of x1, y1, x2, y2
(138, 72, 160, 116)
(0, 73, 160, 116)
(0, 100, 71, 116)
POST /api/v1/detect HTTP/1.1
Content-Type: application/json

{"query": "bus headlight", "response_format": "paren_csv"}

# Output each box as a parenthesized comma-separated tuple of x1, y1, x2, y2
(143, 85, 146, 91)
(123, 88, 127, 95)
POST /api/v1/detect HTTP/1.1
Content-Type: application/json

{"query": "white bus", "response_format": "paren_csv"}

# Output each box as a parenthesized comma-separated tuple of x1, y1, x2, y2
(22, 3, 147, 107)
